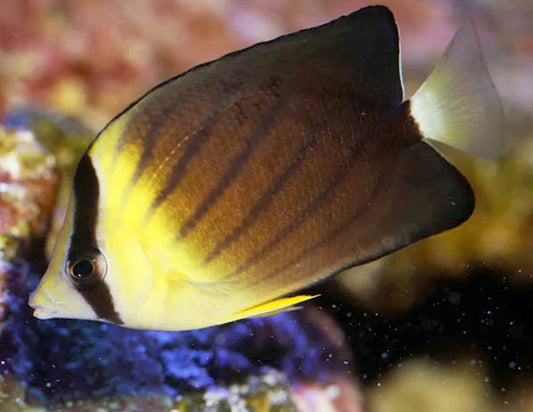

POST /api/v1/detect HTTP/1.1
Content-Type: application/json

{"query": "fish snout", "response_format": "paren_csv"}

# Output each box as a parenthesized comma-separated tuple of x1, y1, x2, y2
(28, 287, 60, 319)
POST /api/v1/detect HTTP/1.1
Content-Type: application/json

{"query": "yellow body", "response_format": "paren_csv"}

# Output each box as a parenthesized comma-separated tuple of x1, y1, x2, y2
(29, 6, 502, 331)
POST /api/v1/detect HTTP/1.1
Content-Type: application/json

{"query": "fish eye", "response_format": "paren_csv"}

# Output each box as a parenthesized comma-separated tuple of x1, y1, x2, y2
(67, 249, 107, 283)
(71, 259, 94, 279)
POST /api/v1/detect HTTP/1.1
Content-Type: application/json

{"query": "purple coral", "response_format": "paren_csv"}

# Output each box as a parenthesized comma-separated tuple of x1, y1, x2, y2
(0, 259, 351, 404)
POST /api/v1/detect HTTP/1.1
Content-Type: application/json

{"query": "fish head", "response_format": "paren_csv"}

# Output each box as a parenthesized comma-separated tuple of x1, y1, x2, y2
(29, 201, 158, 327)
(29, 198, 102, 322)
(29, 152, 158, 326)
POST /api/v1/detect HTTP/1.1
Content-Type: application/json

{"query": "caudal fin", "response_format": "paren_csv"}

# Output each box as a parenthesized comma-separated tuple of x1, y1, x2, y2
(410, 21, 503, 160)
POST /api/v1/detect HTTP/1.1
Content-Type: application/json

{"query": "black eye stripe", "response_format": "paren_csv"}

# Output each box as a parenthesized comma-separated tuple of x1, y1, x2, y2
(68, 154, 123, 324)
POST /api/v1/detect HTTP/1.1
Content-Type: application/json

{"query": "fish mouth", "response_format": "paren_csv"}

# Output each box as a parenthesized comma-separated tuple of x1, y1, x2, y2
(28, 288, 61, 319)
(31, 305, 58, 319)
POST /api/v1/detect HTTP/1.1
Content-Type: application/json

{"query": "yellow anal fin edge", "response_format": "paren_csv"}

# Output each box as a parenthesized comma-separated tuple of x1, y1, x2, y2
(227, 294, 319, 323)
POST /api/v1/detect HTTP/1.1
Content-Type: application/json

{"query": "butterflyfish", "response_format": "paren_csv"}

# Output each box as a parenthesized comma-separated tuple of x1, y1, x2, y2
(29, 6, 503, 331)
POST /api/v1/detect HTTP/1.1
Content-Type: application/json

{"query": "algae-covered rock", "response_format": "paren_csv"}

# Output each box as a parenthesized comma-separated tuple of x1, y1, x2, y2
(0, 125, 57, 255)
(3, 109, 94, 172)
(2, 109, 94, 257)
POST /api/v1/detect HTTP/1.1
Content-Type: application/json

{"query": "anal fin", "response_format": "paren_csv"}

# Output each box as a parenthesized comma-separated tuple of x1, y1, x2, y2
(227, 295, 319, 322)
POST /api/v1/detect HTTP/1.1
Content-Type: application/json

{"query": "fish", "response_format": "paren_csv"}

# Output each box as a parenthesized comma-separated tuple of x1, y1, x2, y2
(29, 6, 502, 331)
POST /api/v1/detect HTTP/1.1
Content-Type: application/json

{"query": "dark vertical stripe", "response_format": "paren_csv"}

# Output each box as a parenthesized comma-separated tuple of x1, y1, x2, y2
(77, 279, 123, 324)
(177, 99, 284, 240)
(122, 105, 178, 201)
(68, 155, 99, 259)
(69, 155, 123, 324)
(224, 139, 364, 280)
(128, 121, 163, 187)
(127, 98, 191, 188)
(111, 77, 192, 161)
(250, 178, 384, 287)
(202, 125, 318, 266)
(150, 97, 236, 212)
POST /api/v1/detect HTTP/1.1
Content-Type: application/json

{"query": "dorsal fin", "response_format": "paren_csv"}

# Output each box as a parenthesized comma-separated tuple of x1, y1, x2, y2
(123, 6, 403, 112)
(289, 5, 402, 103)
(213, 5, 403, 103)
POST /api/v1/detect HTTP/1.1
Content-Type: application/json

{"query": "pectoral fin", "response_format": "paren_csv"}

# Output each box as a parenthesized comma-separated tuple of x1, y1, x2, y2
(227, 294, 319, 322)
(166, 272, 239, 297)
